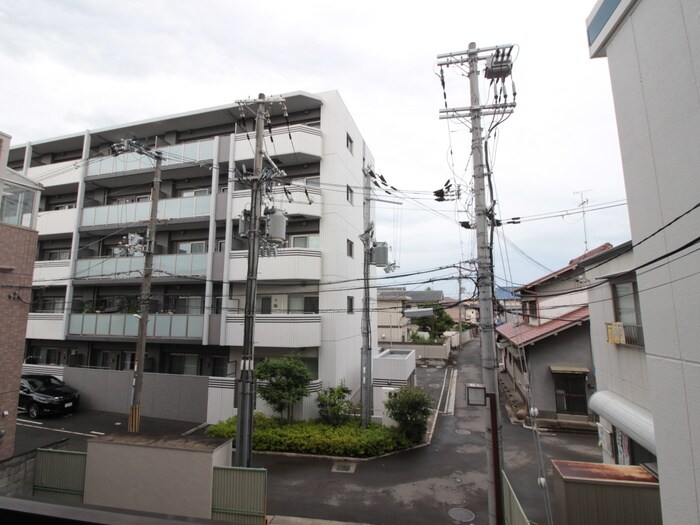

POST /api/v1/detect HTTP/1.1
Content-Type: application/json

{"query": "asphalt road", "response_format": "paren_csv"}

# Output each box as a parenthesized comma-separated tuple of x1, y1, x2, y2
(14, 340, 601, 524)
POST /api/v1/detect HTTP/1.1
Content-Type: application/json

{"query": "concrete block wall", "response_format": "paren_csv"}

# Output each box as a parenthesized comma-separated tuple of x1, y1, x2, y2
(0, 451, 35, 498)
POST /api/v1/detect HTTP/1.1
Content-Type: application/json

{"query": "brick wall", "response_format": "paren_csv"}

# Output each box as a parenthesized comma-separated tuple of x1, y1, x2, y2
(0, 451, 35, 497)
(0, 222, 38, 461)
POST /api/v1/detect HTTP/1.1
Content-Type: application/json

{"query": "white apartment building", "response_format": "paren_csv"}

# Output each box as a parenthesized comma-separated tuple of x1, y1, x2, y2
(588, 1, 700, 522)
(8, 90, 378, 412)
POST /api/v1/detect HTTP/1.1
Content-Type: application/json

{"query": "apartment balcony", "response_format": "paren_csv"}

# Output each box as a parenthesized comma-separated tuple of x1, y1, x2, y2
(36, 207, 78, 237)
(229, 248, 321, 282)
(27, 313, 65, 340)
(234, 125, 322, 165)
(224, 314, 321, 347)
(231, 185, 321, 220)
(81, 194, 211, 229)
(87, 139, 215, 177)
(606, 322, 645, 348)
(68, 313, 203, 339)
(34, 260, 71, 286)
(74, 253, 207, 281)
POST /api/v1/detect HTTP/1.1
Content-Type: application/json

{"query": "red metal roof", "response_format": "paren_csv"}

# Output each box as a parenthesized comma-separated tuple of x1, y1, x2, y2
(496, 306, 589, 347)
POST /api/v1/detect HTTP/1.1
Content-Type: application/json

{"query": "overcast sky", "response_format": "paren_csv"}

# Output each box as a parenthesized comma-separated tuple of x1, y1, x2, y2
(0, 1, 630, 298)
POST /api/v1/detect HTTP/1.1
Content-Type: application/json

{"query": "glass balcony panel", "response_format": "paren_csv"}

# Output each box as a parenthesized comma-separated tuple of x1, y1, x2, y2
(125, 315, 139, 336)
(175, 255, 191, 276)
(198, 140, 214, 160)
(82, 208, 95, 226)
(69, 314, 83, 334)
(95, 315, 111, 335)
(154, 315, 171, 337)
(191, 254, 207, 275)
(183, 142, 198, 161)
(195, 194, 211, 216)
(82, 314, 97, 334)
(179, 197, 195, 217)
(169, 315, 185, 337)
(187, 315, 203, 337)
(155, 255, 175, 276)
(109, 315, 125, 335)
(161, 199, 179, 219)
(135, 201, 150, 221)
(93, 207, 108, 225)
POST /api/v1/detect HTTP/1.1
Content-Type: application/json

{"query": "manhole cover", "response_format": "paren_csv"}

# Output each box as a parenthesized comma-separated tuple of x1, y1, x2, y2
(331, 462, 357, 474)
(454, 429, 471, 435)
(449, 507, 476, 523)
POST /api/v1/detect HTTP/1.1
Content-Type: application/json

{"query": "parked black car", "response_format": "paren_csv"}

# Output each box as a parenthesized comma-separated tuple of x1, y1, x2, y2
(19, 375, 80, 419)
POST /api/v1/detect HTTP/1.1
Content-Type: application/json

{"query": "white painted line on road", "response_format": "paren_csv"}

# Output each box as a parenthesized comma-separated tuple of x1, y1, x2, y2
(182, 422, 208, 436)
(17, 423, 94, 438)
(17, 418, 43, 425)
(435, 367, 450, 415)
(445, 369, 458, 415)
(90, 431, 105, 436)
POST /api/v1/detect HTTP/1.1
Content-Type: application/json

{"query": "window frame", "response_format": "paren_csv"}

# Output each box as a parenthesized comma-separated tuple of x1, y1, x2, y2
(347, 296, 354, 314)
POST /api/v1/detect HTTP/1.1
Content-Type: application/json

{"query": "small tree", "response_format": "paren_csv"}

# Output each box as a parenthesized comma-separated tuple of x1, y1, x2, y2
(316, 384, 355, 426)
(256, 355, 313, 423)
(384, 386, 434, 444)
(415, 302, 455, 341)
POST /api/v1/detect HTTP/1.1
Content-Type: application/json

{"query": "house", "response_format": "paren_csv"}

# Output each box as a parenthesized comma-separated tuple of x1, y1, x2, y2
(496, 244, 613, 427)
(376, 287, 445, 344)
(8, 90, 378, 419)
(0, 131, 42, 461)
(579, 241, 656, 469)
(587, 0, 700, 521)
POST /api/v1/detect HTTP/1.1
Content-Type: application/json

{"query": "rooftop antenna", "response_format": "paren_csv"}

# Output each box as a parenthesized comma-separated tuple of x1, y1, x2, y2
(574, 190, 591, 252)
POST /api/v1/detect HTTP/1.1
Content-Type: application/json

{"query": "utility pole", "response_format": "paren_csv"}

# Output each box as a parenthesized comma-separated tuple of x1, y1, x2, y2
(360, 161, 373, 427)
(110, 139, 163, 433)
(438, 42, 515, 525)
(235, 93, 267, 468)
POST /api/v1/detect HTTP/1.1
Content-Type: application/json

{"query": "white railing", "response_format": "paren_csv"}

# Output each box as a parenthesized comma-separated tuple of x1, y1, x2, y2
(68, 313, 203, 338)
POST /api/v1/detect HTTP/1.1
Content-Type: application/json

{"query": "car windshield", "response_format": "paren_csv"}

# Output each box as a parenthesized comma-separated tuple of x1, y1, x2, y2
(26, 376, 64, 390)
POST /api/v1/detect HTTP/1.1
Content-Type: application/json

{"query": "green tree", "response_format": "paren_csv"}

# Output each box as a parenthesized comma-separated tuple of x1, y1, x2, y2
(316, 384, 355, 426)
(415, 302, 455, 340)
(384, 386, 434, 444)
(256, 355, 313, 423)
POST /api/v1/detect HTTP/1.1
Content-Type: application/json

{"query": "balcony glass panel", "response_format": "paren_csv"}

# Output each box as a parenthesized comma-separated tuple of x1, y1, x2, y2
(191, 253, 207, 275)
(125, 315, 139, 336)
(69, 315, 82, 334)
(178, 197, 195, 217)
(82, 314, 97, 334)
(109, 315, 125, 335)
(171, 316, 186, 337)
(183, 142, 198, 161)
(154, 315, 171, 337)
(187, 315, 203, 337)
(95, 315, 111, 335)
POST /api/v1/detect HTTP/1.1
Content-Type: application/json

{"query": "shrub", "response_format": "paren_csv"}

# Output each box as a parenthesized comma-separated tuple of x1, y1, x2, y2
(206, 413, 409, 458)
(383, 386, 434, 444)
(316, 384, 355, 426)
(256, 355, 313, 423)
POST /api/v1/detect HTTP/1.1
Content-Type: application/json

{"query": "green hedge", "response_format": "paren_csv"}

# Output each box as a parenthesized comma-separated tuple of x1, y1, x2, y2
(206, 413, 410, 458)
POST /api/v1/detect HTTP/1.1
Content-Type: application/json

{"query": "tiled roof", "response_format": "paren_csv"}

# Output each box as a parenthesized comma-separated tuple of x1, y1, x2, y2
(496, 306, 589, 347)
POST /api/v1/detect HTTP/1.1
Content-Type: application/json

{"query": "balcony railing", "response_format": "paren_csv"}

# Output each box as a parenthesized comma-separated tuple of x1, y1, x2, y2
(232, 185, 322, 219)
(75, 253, 207, 280)
(229, 248, 321, 282)
(81, 194, 211, 227)
(68, 313, 203, 339)
(87, 139, 215, 177)
(606, 322, 645, 348)
(225, 314, 321, 347)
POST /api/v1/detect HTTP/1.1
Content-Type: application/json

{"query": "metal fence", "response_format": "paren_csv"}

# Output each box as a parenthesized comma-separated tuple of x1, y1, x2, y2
(212, 466, 267, 524)
(33, 449, 86, 504)
(503, 470, 530, 525)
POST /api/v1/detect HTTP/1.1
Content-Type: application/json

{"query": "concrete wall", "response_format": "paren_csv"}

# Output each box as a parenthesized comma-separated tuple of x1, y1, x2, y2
(84, 436, 231, 519)
(64, 367, 207, 422)
(0, 451, 35, 498)
(382, 342, 450, 361)
(590, 0, 700, 521)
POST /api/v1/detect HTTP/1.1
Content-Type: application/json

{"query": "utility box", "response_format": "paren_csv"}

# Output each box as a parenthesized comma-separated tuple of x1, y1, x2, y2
(372, 242, 389, 267)
(552, 460, 661, 525)
(238, 210, 250, 238)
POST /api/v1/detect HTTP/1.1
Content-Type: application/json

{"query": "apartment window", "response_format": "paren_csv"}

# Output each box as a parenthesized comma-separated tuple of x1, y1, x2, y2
(346, 133, 354, 154)
(177, 240, 207, 254)
(290, 234, 320, 249)
(347, 296, 354, 314)
(173, 296, 204, 314)
(612, 280, 641, 325)
(289, 296, 319, 314)
(52, 203, 76, 210)
(257, 296, 272, 314)
(346, 185, 354, 205)
(170, 354, 200, 375)
(216, 239, 226, 252)
(47, 249, 70, 261)
(347, 239, 354, 258)
(38, 297, 64, 313)
(521, 300, 537, 323)
(305, 176, 320, 187)
(179, 188, 210, 197)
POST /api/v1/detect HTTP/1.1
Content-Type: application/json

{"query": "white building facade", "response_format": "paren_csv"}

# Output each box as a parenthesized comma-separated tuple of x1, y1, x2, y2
(588, 1, 700, 522)
(9, 90, 378, 417)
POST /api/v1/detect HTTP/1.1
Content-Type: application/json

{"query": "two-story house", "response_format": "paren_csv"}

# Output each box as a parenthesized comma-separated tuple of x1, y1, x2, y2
(496, 243, 613, 427)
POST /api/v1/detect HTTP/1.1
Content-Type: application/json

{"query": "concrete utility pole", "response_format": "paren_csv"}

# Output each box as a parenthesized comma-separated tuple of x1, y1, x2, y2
(360, 162, 373, 427)
(235, 93, 267, 468)
(438, 42, 516, 525)
(111, 140, 163, 433)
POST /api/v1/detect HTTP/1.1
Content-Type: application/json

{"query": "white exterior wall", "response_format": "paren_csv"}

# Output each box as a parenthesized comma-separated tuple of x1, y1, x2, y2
(590, 0, 700, 521)
(316, 91, 377, 395)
